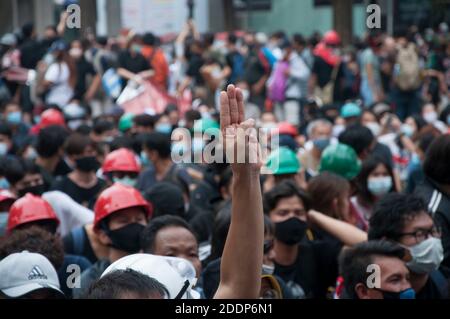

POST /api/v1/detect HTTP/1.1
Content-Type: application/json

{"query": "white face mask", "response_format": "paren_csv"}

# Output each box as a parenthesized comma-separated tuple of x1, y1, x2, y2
(367, 176, 392, 196)
(423, 112, 438, 124)
(262, 264, 275, 276)
(407, 237, 444, 274)
(332, 125, 346, 138)
(365, 122, 381, 137)
(0, 143, 8, 156)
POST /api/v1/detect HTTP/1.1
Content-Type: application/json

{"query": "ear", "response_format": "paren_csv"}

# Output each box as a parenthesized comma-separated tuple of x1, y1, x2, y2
(355, 283, 371, 300)
(97, 229, 112, 246)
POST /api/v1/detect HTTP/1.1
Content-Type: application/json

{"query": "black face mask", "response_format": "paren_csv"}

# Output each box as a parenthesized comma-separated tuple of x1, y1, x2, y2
(18, 184, 46, 198)
(106, 223, 145, 253)
(275, 218, 308, 246)
(76, 156, 100, 172)
(375, 288, 416, 300)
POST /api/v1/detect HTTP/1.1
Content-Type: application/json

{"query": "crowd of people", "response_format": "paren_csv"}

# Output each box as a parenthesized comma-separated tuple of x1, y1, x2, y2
(0, 13, 449, 299)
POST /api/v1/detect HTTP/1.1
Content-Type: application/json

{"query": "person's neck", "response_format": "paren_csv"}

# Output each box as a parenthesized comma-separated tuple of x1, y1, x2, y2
(274, 240, 299, 266)
(409, 272, 429, 294)
(70, 170, 96, 187)
(154, 159, 173, 177)
(36, 156, 59, 174)
(109, 248, 128, 263)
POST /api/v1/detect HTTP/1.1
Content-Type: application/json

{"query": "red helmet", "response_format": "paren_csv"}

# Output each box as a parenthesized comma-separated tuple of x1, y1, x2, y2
(7, 194, 59, 232)
(0, 189, 16, 203)
(40, 109, 66, 128)
(102, 148, 141, 174)
(94, 183, 152, 230)
(323, 30, 341, 46)
(277, 122, 299, 137)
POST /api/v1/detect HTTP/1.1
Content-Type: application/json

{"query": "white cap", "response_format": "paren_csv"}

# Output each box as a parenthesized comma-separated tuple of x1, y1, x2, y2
(101, 254, 199, 299)
(0, 251, 63, 298)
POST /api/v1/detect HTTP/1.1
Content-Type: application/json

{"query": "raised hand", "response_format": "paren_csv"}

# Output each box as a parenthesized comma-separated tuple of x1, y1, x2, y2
(220, 84, 262, 175)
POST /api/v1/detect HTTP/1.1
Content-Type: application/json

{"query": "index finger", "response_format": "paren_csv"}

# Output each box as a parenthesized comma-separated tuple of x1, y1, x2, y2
(220, 91, 231, 131)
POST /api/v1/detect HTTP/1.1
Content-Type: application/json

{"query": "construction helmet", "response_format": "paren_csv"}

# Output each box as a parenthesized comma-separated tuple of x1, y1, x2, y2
(102, 148, 141, 174)
(7, 194, 59, 232)
(119, 113, 135, 133)
(40, 109, 66, 128)
(277, 122, 298, 137)
(101, 254, 200, 299)
(323, 30, 341, 46)
(265, 147, 301, 175)
(341, 102, 362, 119)
(319, 143, 361, 180)
(93, 183, 152, 230)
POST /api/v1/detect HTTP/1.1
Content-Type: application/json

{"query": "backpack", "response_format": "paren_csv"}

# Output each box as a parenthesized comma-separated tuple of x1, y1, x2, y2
(395, 44, 421, 91)
(268, 61, 289, 103)
(230, 53, 245, 83)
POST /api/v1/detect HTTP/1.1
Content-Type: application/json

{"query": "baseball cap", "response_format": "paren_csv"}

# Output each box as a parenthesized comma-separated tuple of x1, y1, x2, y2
(0, 251, 64, 298)
(341, 102, 362, 119)
(0, 33, 17, 47)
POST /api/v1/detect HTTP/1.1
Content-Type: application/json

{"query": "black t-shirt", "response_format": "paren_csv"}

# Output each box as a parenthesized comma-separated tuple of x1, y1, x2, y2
(312, 56, 344, 102)
(51, 176, 107, 209)
(186, 53, 205, 86)
(274, 241, 342, 299)
(20, 39, 44, 69)
(416, 273, 448, 299)
(118, 51, 151, 82)
(63, 226, 98, 264)
(74, 57, 96, 100)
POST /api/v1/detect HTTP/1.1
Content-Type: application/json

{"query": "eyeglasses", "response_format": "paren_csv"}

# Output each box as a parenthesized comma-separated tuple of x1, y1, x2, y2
(398, 226, 442, 243)
(264, 240, 274, 254)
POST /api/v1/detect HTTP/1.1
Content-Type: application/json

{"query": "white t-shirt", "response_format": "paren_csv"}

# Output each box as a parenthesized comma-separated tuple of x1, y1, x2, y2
(44, 62, 74, 107)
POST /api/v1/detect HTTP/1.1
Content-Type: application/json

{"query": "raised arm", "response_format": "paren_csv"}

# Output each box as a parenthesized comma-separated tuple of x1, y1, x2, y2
(214, 85, 264, 299)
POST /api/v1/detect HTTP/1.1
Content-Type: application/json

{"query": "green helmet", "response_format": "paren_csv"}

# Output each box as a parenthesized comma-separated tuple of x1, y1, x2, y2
(319, 143, 361, 180)
(265, 147, 300, 175)
(193, 119, 220, 135)
(119, 113, 135, 133)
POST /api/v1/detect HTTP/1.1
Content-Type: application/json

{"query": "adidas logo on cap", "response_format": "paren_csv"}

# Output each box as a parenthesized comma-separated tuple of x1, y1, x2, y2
(28, 265, 48, 280)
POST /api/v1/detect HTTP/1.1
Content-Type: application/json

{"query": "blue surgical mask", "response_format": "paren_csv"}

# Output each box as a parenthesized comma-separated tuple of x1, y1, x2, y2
(113, 177, 137, 188)
(0, 178, 10, 190)
(401, 124, 414, 138)
(0, 212, 8, 237)
(0, 143, 9, 156)
(156, 123, 173, 135)
(6, 111, 22, 125)
(376, 288, 416, 300)
(140, 151, 151, 167)
(313, 138, 331, 152)
(367, 176, 392, 197)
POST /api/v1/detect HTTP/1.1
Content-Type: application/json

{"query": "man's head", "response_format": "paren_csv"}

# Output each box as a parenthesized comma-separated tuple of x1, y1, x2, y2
(2, 103, 22, 127)
(132, 114, 157, 135)
(94, 184, 152, 256)
(85, 269, 168, 299)
(142, 133, 172, 164)
(339, 241, 412, 299)
(423, 135, 450, 187)
(0, 122, 12, 156)
(91, 120, 118, 144)
(140, 215, 201, 277)
(5, 159, 46, 198)
(369, 193, 443, 275)
(307, 119, 333, 141)
(36, 125, 69, 160)
(64, 133, 100, 173)
(339, 124, 375, 160)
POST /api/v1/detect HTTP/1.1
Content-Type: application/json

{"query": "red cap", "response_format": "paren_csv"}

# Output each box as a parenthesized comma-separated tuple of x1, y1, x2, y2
(277, 122, 299, 137)
(40, 109, 66, 129)
(323, 30, 341, 46)
(93, 184, 152, 230)
(7, 194, 59, 232)
(102, 148, 141, 174)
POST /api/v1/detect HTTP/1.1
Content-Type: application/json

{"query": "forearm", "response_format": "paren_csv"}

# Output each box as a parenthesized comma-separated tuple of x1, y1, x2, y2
(309, 210, 368, 246)
(216, 171, 264, 299)
(117, 68, 137, 81)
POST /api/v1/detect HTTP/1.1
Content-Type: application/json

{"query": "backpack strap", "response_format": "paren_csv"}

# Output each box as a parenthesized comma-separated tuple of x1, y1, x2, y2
(430, 270, 449, 299)
(71, 226, 86, 257)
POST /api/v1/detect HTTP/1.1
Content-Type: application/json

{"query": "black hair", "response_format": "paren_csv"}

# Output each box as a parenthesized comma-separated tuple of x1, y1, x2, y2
(0, 226, 64, 270)
(339, 240, 407, 299)
(263, 180, 310, 215)
(21, 23, 35, 39)
(109, 136, 134, 152)
(36, 125, 69, 158)
(84, 269, 169, 299)
(140, 215, 196, 253)
(143, 133, 171, 159)
(165, 104, 178, 115)
(228, 34, 238, 45)
(185, 110, 202, 123)
(4, 158, 41, 186)
(368, 193, 427, 241)
(355, 156, 396, 207)
(0, 121, 12, 139)
(92, 120, 115, 135)
(339, 124, 375, 157)
(292, 33, 306, 46)
(409, 114, 427, 133)
(64, 133, 96, 156)
(133, 114, 157, 129)
(423, 135, 450, 185)
(142, 33, 156, 46)
(96, 36, 108, 47)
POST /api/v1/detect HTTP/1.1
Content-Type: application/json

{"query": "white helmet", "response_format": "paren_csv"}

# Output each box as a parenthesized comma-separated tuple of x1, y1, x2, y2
(101, 254, 200, 299)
